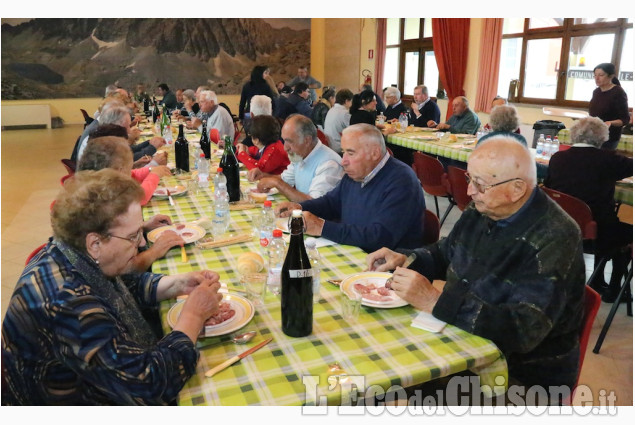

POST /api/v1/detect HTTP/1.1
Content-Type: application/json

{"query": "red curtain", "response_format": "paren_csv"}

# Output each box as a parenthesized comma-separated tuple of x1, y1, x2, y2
(431, 18, 471, 119)
(474, 19, 503, 113)
(374, 19, 387, 95)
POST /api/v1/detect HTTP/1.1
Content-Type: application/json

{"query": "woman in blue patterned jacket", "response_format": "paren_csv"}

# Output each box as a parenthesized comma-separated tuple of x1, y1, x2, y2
(1, 169, 222, 405)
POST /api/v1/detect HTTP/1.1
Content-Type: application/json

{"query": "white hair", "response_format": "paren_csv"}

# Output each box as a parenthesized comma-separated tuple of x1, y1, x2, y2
(384, 86, 401, 100)
(342, 123, 386, 156)
(199, 90, 218, 104)
(250, 95, 272, 116)
(99, 104, 131, 127)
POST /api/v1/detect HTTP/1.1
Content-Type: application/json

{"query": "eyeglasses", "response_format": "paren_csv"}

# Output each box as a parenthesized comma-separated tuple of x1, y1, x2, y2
(465, 172, 523, 194)
(106, 228, 144, 245)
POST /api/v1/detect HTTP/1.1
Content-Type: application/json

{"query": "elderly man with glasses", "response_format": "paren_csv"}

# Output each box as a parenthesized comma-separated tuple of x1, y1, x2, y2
(366, 136, 586, 402)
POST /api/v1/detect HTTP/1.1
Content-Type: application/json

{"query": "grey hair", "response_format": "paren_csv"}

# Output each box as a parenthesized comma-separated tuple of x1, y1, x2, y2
(569, 116, 609, 148)
(99, 104, 131, 127)
(250, 95, 272, 116)
(182, 89, 196, 102)
(415, 85, 428, 96)
(489, 105, 520, 132)
(384, 86, 401, 100)
(199, 90, 218, 104)
(342, 123, 386, 156)
(288, 114, 317, 145)
(104, 84, 118, 97)
(455, 96, 469, 107)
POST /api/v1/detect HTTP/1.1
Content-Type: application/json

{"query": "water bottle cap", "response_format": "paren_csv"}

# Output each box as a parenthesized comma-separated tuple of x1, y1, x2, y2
(264, 200, 272, 207)
(273, 229, 283, 237)
(216, 167, 223, 173)
(292, 209, 303, 217)
(200, 153, 205, 157)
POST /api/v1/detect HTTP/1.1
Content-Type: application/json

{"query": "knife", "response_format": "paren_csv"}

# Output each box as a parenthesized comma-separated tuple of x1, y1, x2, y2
(384, 253, 417, 288)
(166, 187, 175, 206)
(205, 338, 272, 377)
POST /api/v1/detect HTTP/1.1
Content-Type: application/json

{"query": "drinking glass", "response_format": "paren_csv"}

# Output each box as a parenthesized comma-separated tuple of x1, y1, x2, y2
(241, 273, 268, 305)
(340, 289, 362, 321)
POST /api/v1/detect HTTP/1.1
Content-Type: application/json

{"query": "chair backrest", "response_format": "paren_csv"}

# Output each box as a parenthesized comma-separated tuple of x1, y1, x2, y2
(61, 159, 76, 175)
(541, 187, 597, 240)
(565, 285, 601, 404)
(411, 152, 449, 197)
(446, 166, 471, 211)
(422, 209, 441, 245)
(25, 243, 47, 266)
(316, 129, 330, 147)
(80, 109, 94, 128)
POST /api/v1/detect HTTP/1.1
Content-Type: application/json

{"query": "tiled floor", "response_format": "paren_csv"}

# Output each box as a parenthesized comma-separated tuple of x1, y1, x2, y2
(1, 126, 632, 405)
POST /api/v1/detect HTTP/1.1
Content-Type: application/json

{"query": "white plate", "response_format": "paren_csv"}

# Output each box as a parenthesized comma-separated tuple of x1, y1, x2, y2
(250, 186, 278, 195)
(146, 223, 206, 244)
(411, 135, 438, 141)
(455, 133, 476, 139)
(340, 272, 409, 308)
(153, 185, 188, 198)
(167, 294, 255, 337)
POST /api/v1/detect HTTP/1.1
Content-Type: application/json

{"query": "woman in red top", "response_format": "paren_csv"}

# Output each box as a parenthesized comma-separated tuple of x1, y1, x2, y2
(235, 115, 289, 175)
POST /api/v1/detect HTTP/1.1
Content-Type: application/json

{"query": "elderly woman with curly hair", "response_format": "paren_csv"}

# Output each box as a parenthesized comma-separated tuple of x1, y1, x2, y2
(1, 170, 223, 405)
(478, 104, 527, 146)
(545, 116, 633, 302)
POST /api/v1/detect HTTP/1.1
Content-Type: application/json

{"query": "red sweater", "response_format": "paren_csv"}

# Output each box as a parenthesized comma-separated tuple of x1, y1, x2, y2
(130, 168, 160, 206)
(236, 141, 290, 175)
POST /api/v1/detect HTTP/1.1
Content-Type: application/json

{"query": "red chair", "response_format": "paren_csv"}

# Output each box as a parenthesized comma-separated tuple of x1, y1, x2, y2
(446, 166, 471, 211)
(386, 146, 394, 157)
(25, 243, 47, 266)
(60, 174, 73, 186)
(422, 209, 441, 245)
(80, 109, 94, 128)
(316, 129, 330, 147)
(541, 187, 597, 249)
(565, 285, 601, 404)
(61, 159, 76, 175)
(411, 152, 454, 225)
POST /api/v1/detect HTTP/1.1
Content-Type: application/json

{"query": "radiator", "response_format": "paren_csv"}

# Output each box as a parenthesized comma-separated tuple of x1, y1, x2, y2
(1, 104, 51, 129)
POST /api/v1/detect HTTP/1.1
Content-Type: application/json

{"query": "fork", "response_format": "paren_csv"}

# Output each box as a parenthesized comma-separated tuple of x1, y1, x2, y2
(384, 253, 417, 288)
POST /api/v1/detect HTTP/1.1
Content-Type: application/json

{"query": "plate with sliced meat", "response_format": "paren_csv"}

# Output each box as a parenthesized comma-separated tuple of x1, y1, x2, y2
(167, 293, 255, 337)
(340, 272, 409, 308)
(146, 223, 206, 244)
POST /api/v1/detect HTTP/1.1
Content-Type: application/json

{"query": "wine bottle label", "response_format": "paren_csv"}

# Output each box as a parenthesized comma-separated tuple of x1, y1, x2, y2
(288, 269, 314, 278)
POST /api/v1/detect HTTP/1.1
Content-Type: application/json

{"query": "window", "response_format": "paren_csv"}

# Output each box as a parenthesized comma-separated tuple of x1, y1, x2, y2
(499, 18, 633, 108)
(382, 18, 444, 99)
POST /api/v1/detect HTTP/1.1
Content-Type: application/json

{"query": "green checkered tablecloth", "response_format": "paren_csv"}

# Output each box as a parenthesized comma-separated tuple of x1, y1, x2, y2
(387, 132, 474, 162)
(143, 175, 507, 406)
(615, 182, 633, 206)
(557, 129, 633, 154)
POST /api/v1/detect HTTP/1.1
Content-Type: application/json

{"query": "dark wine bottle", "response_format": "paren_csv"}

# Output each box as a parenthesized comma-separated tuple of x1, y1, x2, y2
(219, 136, 240, 202)
(143, 97, 149, 114)
(199, 121, 211, 159)
(281, 210, 313, 337)
(174, 124, 189, 172)
(152, 98, 159, 124)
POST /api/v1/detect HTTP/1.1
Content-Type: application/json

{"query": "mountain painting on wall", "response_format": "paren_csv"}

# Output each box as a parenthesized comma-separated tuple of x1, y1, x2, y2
(1, 18, 311, 99)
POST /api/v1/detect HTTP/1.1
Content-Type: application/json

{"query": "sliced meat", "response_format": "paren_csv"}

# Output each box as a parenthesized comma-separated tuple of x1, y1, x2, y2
(175, 224, 186, 230)
(363, 293, 392, 303)
(354, 283, 372, 295)
(204, 302, 235, 326)
(181, 231, 194, 237)
(377, 287, 391, 296)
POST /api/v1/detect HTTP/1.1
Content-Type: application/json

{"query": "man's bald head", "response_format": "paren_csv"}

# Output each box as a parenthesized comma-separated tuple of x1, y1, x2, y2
(466, 136, 536, 220)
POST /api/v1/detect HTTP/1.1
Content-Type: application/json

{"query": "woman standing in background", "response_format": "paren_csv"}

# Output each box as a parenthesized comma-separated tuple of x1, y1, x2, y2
(589, 63, 630, 150)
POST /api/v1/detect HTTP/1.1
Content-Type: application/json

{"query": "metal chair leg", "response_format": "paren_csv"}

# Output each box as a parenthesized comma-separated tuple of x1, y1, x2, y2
(433, 196, 440, 218)
(593, 264, 633, 354)
(439, 201, 455, 227)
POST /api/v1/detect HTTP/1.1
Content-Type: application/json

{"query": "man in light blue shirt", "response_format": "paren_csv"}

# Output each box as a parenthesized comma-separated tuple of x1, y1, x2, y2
(250, 114, 343, 202)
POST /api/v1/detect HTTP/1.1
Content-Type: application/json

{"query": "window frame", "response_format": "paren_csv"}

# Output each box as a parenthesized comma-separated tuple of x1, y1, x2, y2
(504, 18, 632, 108)
(384, 18, 445, 100)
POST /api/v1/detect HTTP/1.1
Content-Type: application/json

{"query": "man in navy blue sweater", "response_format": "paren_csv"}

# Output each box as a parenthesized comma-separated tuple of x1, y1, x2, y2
(275, 124, 425, 252)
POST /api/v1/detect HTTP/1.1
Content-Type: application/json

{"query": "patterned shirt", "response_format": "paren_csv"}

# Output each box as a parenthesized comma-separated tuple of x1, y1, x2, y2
(1, 240, 198, 405)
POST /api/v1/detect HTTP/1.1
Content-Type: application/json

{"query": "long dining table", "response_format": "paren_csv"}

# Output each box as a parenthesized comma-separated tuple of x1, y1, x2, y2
(141, 133, 508, 406)
(387, 130, 633, 207)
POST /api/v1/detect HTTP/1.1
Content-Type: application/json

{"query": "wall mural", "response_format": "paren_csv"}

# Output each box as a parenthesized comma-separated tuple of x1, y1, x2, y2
(1, 18, 311, 100)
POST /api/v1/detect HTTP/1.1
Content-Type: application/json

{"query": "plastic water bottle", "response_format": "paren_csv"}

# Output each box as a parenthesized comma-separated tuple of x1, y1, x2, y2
(544, 135, 553, 159)
(305, 238, 321, 304)
(197, 153, 209, 187)
(377, 112, 385, 126)
(398, 112, 408, 131)
(536, 133, 546, 159)
(267, 229, 286, 297)
(212, 167, 230, 236)
(162, 124, 173, 144)
(551, 136, 560, 157)
(259, 200, 276, 255)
